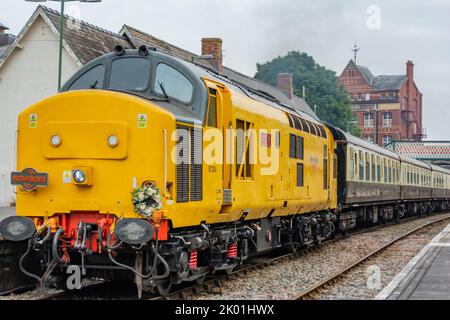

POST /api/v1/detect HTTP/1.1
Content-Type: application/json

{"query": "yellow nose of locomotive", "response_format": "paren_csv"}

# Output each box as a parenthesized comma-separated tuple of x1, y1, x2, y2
(15, 90, 175, 218)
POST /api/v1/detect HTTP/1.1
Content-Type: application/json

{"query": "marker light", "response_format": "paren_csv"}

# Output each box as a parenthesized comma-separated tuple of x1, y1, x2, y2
(73, 170, 87, 184)
(50, 135, 62, 147)
(107, 135, 119, 148)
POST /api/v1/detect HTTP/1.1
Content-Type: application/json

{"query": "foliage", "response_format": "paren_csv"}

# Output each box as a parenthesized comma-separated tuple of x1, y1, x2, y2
(254, 51, 360, 136)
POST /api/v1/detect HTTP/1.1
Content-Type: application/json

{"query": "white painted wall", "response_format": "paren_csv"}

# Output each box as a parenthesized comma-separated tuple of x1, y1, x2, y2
(0, 15, 79, 206)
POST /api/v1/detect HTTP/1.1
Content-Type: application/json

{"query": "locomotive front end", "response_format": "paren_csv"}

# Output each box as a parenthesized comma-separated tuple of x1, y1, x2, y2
(5, 89, 175, 290)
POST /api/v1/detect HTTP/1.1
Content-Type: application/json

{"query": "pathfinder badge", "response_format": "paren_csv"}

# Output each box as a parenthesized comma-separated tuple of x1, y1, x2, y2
(11, 168, 48, 191)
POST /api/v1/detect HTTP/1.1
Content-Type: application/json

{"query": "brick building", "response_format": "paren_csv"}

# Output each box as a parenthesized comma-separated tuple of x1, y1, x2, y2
(339, 59, 424, 146)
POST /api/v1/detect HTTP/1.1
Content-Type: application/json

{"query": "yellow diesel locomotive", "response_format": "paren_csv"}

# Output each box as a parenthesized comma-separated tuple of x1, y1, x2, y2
(1, 46, 449, 296)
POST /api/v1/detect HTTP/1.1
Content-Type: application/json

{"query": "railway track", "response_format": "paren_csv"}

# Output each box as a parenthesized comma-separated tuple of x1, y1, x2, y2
(293, 215, 450, 300)
(149, 213, 446, 301)
(4, 213, 448, 300)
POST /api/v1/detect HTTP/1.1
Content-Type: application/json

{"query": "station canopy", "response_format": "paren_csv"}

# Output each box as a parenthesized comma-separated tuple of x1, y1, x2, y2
(386, 141, 450, 161)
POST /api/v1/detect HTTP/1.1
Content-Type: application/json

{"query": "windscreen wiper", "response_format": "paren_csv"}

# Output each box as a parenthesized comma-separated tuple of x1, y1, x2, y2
(90, 80, 98, 89)
(158, 81, 170, 102)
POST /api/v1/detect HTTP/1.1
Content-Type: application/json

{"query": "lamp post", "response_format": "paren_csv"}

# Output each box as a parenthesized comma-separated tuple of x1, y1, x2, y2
(374, 104, 379, 146)
(25, 0, 101, 91)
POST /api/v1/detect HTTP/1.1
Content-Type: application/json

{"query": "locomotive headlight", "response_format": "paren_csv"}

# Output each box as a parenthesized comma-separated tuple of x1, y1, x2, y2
(73, 170, 86, 184)
(50, 135, 62, 147)
(115, 219, 154, 245)
(107, 135, 119, 148)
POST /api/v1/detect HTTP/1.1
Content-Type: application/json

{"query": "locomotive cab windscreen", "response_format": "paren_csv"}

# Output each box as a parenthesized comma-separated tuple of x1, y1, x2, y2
(61, 48, 209, 123)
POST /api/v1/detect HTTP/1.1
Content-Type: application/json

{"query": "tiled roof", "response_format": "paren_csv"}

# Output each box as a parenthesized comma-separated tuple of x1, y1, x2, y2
(345, 59, 408, 92)
(41, 6, 130, 65)
(355, 64, 374, 84)
(371, 75, 408, 91)
(121, 25, 317, 119)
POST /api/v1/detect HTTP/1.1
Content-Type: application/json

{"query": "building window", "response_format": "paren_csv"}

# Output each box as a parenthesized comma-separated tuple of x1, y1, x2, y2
(402, 97, 408, 110)
(389, 92, 395, 99)
(380, 93, 386, 100)
(364, 113, 374, 127)
(350, 94, 354, 101)
(365, 93, 370, 101)
(383, 135, 392, 146)
(357, 93, 363, 101)
(364, 135, 374, 143)
(383, 112, 393, 127)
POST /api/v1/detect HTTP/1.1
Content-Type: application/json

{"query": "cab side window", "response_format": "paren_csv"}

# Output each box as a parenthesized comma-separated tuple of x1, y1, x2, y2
(69, 64, 105, 91)
(206, 88, 218, 127)
(154, 63, 193, 104)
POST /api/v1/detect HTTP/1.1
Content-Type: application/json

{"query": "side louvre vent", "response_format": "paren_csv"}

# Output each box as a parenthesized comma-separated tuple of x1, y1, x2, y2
(190, 128, 203, 201)
(176, 125, 203, 203)
(176, 126, 190, 203)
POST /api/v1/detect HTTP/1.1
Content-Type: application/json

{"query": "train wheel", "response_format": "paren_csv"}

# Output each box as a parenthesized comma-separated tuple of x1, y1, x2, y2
(156, 279, 172, 296)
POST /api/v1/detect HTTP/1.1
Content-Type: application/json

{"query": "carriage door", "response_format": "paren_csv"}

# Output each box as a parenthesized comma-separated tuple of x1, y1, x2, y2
(203, 79, 233, 212)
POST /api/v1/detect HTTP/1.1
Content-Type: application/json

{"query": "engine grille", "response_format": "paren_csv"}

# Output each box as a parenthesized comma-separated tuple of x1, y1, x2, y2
(176, 125, 203, 203)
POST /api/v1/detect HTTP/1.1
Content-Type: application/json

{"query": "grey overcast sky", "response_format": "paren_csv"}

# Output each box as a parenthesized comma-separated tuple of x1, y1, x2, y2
(2, 0, 449, 140)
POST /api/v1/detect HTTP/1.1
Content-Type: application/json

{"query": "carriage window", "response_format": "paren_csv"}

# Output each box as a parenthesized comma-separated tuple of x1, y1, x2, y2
(371, 155, 376, 181)
(110, 58, 150, 91)
(349, 150, 355, 180)
(155, 63, 193, 103)
(377, 157, 381, 182)
(69, 64, 105, 90)
(359, 151, 364, 181)
(365, 153, 370, 181)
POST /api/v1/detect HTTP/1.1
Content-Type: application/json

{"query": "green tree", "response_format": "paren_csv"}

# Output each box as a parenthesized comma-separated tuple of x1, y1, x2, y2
(254, 51, 360, 136)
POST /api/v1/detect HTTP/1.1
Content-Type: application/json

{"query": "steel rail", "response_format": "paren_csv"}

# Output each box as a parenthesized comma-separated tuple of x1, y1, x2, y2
(293, 215, 450, 300)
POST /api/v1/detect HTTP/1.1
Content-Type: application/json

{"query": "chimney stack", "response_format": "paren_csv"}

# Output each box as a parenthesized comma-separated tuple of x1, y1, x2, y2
(277, 73, 294, 99)
(201, 38, 223, 73)
(406, 60, 414, 81)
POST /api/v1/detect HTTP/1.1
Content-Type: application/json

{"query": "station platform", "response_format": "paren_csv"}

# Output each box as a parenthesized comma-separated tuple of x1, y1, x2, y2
(376, 222, 450, 300)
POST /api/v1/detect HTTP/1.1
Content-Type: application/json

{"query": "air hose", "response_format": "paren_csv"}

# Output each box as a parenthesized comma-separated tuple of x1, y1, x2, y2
(106, 229, 169, 280)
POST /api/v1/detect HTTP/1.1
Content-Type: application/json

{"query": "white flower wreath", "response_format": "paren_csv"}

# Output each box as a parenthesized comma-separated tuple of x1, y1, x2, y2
(131, 183, 163, 219)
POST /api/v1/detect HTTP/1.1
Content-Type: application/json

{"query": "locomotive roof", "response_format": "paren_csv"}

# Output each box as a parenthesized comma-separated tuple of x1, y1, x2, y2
(61, 49, 320, 125)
